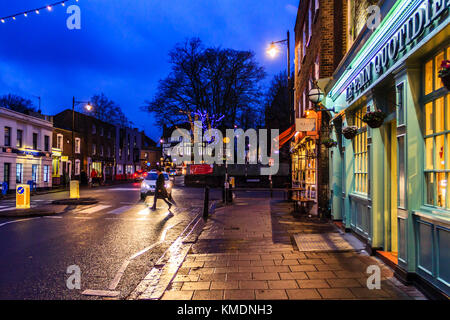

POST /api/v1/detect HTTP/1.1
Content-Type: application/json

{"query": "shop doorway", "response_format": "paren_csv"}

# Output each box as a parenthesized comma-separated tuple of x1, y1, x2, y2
(380, 120, 398, 264)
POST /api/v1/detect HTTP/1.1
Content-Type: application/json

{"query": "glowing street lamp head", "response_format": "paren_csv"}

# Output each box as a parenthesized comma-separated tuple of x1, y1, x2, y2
(267, 43, 279, 58)
(85, 103, 93, 112)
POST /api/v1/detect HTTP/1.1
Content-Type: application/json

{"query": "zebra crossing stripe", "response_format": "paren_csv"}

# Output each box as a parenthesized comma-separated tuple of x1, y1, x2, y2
(107, 206, 133, 214)
(77, 205, 111, 214)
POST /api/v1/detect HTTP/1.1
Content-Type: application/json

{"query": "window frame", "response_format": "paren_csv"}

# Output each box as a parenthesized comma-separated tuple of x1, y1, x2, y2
(353, 106, 368, 195)
(422, 44, 450, 211)
(16, 129, 23, 148)
(75, 137, 81, 154)
(4, 126, 11, 147)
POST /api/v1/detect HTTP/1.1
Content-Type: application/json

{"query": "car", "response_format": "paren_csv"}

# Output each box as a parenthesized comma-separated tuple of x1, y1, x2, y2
(169, 169, 177, 176)
(140, 172, 173, 200)
(134, 170, 147, 181)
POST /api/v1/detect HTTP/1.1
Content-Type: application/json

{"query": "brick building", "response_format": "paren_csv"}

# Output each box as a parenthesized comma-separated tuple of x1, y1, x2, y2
(291, 0, 347, 216)
(51, 127, 84, 186)
(115, 126, 142, 178)
(53, 110, 116, 183)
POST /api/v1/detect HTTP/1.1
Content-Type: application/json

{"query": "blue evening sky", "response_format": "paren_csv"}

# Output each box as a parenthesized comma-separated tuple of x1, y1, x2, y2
(0, 0, 298, 141)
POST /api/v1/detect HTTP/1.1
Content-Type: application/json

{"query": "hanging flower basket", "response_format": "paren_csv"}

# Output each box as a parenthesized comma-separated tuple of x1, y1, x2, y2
(438, 60, 450, 91)
(362, 109, 386, 128)
(342, 126, 358, 139)
(321, 138, 338, 148)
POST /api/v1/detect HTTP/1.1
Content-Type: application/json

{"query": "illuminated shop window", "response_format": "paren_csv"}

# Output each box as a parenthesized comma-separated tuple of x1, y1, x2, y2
(353, 106, 368, 195)
(423, 45, 450, 209)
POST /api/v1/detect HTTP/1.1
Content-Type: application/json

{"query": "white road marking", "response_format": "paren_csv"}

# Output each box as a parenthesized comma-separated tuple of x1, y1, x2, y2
(102, 188, 140, 191)
(107, 206, 133, 215)
(107, 222, 180, 290)
(43, 216, 63, 219)
(0, 217, 40, 228)
(81, 289, 120, 297)
(77, 205, 111, 214)
(0, 207, 15, 212)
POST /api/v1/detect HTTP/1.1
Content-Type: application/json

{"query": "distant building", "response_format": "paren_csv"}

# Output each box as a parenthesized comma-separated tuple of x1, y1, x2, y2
(140, 132, 161, 170)
(0, 107, 53, 191)
(115, 126, 142, 177)
(161, 122, 193, 166)
(53, 110, 116, 183)
(51, 127, 84, 186)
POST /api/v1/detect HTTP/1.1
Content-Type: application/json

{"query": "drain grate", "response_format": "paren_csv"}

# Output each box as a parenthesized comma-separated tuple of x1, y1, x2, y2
(293, 233, 364, 252)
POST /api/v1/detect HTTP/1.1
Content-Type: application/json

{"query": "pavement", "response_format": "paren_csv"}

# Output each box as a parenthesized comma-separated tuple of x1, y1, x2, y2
(158, 193, 427, 300)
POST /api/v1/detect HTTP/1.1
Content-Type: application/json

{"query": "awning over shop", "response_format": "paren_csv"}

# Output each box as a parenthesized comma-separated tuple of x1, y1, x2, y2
(275, 125, 297, 149)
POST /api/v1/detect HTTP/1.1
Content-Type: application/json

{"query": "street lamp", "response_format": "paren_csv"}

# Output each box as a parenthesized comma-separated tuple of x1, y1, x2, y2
(72, 97, 93, 180)
(307, 81, 335, 113)
(266, 30, 291, 98)
(267, 31, 292, 189)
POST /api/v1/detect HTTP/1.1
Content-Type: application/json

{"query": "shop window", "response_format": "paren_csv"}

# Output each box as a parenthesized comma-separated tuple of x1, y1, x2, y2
(16, 163, 23, 183)
(423, 45, 450, 209)
(32, 164, 38, 183)
(353, 106, 368, 195)
(52, 158, 60, 177)
(43, 165, 49, 182)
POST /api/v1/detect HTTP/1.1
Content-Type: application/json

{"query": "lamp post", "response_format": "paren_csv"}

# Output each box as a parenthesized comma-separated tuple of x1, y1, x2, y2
(72, 97, 93, 180)
(267, 30, 291, 123)
(267, 31, 292, 190)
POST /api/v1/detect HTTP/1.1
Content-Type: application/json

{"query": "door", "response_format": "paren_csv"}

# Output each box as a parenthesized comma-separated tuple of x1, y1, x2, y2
(384, 121, 398, 254)
(4, 163, 10, 189)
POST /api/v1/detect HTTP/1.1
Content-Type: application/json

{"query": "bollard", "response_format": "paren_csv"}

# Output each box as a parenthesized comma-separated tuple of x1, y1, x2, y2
(222, 185, 226, 204)
(203, 185, 210, 220)
(70, 180, 80, 199)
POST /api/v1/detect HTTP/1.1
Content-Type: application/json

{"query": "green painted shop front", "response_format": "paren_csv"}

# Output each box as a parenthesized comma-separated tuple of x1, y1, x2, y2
(326, 0, 449, 297)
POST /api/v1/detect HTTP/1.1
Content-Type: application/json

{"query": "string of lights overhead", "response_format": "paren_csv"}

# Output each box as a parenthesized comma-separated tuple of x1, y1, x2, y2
(0, 0, 79, 24)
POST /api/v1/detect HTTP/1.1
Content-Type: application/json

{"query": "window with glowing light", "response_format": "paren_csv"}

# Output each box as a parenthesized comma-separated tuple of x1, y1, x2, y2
(353, 106, 368, 195)
(423, 45, 450, 209)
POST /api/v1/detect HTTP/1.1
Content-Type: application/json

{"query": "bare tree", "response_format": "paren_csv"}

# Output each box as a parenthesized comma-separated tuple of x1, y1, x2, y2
(144, 38, 266, 131)
(264, 72, 292, 133)
(0, 94, 36, 114)
(87, 93, 132, 127)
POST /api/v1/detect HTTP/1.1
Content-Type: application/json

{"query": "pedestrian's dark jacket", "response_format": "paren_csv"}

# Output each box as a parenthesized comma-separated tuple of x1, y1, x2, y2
(156, 173, 168, 198)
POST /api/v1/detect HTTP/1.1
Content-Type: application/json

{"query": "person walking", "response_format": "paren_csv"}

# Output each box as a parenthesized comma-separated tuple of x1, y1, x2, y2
(151, 168, 174, 211)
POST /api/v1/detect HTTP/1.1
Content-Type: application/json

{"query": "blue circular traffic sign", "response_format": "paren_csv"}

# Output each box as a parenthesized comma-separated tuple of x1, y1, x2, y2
(17, 187, 24, 194)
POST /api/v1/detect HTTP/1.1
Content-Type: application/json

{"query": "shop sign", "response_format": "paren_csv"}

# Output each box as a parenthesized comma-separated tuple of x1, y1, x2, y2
(295, 118, 316, 132)
(346, 0, 449, 103)
(61, 156, 69, 161)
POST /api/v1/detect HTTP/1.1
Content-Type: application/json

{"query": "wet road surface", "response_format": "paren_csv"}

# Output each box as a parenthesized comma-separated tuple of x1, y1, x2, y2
(0, 177, 220, 299)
